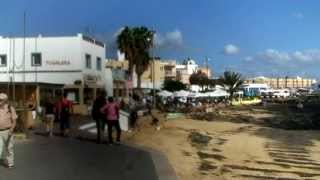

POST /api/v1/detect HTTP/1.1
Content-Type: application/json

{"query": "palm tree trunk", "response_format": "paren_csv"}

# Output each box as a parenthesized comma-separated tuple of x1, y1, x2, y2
(137, 75, 142, 90)
(229, 91, 234, 101)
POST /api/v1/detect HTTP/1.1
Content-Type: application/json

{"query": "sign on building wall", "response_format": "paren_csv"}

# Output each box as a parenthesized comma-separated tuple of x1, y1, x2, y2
(84, 74, 102, 86)
(46, 60, 71, 65)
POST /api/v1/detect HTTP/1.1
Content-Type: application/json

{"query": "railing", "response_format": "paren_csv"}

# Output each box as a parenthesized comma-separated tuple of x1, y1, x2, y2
(165, 72, 175, 76)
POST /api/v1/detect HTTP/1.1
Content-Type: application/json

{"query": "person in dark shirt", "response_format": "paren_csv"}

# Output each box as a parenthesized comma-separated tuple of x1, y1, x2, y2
(100, 97, 121, 145)
(59, 93, 73, 137)
(91, 90, 107, 143)
(44, 97, 55, 137)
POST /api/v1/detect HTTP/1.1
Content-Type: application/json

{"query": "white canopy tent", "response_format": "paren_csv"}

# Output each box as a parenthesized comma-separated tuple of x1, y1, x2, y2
(205, 89, 230, 97)
(187, 92, 207, 98)
(174, 90, 190, 97)
(187, 92, 197, 98)
(157, 90, 173, 97)
(195, 92, 207, 98)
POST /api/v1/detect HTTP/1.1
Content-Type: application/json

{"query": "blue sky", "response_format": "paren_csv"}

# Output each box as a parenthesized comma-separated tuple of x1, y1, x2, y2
(1, 0, 320, 78)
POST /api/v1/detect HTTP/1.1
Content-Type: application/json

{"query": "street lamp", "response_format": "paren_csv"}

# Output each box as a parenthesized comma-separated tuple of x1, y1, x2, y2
(205, 57, 211, 78)
(147, 32, 156, 108)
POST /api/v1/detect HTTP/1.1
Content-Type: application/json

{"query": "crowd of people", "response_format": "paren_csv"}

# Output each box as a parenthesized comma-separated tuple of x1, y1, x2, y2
(159, 96, 230, 112)
(0, 86, 160, 168)
(0, 89, 143, 169)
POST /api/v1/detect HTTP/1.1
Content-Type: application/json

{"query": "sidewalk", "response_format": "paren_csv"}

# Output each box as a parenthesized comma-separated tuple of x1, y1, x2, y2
(0, 117, 178, 180)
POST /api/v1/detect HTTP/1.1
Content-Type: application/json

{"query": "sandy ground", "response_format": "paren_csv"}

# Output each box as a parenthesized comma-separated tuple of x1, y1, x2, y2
(124, 106, 320, 180)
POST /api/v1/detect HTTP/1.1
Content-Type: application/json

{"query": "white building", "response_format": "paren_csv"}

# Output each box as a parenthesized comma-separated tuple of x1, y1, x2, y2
(240, 83, 270, 97)
(0, 34, 106, 114)
(176, 58, 198, 84)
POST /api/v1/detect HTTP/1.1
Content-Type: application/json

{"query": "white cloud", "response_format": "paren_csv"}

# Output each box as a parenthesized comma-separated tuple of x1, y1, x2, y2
(155, 29, 183, 48)
(223, 44, 240, 55)
(244, 56, 253, 62)
(261, 49, 291, 62)
(247, 48, 320, 64)
(292, 12, 304, 19)
(292, 51, 311, 61)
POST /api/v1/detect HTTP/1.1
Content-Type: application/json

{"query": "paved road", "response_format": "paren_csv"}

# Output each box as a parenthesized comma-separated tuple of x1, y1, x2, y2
(0, 135, 161, 180)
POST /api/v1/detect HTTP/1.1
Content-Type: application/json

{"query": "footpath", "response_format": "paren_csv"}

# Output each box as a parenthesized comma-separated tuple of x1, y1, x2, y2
(0, 117, 178, 180)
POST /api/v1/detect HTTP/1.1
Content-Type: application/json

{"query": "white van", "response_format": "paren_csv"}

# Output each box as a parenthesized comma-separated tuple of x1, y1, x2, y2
(272, 89, 290, 98)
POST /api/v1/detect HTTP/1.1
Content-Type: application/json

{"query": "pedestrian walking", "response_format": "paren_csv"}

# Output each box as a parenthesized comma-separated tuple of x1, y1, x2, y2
(44, 97, 55, 137)
(100, 97, 121, 145)
(0, 93, 17, 168)
(128, 94, 138, 129)
(91, 90, 107, 143)
(59, 93, 73, 137)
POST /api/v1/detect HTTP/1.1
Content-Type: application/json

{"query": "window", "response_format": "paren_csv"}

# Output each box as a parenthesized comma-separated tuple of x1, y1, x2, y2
(85, 54, 92, 69)
(0, 55, 7, 67)
(31, 53, 42, 66)
(96, 57, 102, 70)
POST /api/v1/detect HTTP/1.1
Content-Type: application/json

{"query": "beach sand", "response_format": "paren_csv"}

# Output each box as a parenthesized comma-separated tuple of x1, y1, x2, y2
(124, 105, 320, 180)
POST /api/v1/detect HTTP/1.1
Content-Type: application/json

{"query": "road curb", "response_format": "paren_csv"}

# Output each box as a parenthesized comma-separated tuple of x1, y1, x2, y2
(128, 143, 179, 180)
(13, 133, 27, 140)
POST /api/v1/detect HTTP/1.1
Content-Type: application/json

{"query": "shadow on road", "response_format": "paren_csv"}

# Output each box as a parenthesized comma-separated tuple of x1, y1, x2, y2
(0, 134, 158, 180)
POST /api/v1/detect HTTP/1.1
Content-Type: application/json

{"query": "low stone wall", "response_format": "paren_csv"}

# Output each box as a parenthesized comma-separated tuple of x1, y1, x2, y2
(73, 104, 89, 115)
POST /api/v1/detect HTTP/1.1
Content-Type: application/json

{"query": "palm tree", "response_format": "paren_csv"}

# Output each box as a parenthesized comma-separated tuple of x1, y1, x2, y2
(208, 79, 218, 89)
(189, 70, 209, 91)
(163, 79, 186, 92)
(117, 26, 154, 89)
(219, 71, 244, 99)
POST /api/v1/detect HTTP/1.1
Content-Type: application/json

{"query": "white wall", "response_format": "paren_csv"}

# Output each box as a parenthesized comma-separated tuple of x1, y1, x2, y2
(186, 64, 198, 74)
(137, 81, 163, 89)
(176, 62, 198, 75)
(105, 68, 113, 96)
(0, 34, 106, 86)
(80, 38, 106, 86)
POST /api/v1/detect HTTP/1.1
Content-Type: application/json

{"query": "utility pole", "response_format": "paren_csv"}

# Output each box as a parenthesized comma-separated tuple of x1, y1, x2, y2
(205, 57, 209, 78)
(22, 12, 28, 137)
(8, 37, 11, 97)
(13, 38, 15, 105)
(152, 30, 156, 108)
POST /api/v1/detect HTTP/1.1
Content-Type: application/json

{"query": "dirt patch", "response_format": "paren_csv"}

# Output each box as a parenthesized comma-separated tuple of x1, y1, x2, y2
(188, 132, 212, 146)
(188, 112, 227, 122)
(239, 174, 301, 180)
(212, 148, 222, 152)
(199, 160, 218, 171)
(126, 106, 320, 180)
(197, 151, 226, 161)
(273, 158, 320, 166)
(225, 164, 320, 178)
(182, 151, 192, 157)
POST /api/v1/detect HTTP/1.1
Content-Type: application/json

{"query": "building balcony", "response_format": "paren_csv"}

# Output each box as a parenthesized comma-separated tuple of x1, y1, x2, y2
(165, 73, 176, 77)
(112, 69, 128, 81)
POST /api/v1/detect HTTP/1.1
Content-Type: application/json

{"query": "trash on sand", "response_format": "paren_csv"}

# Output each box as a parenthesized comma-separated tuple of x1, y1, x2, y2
(166, 113, 185, 119)
(189, 132, 212, 145)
